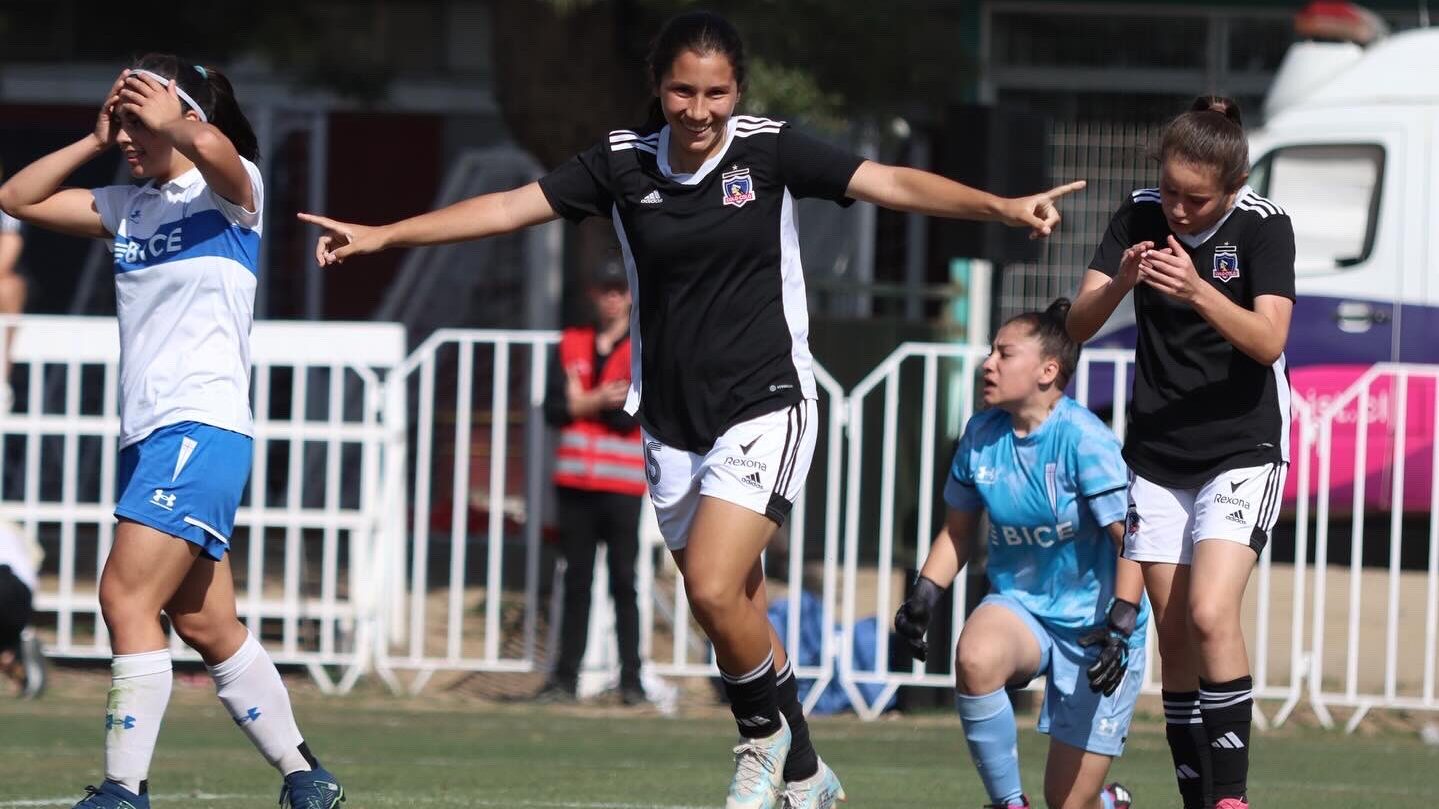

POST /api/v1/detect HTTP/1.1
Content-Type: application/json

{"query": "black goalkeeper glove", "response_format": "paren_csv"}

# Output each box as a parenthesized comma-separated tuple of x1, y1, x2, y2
(893, 576, 945, 662)
(1079, 598, 1139, 696)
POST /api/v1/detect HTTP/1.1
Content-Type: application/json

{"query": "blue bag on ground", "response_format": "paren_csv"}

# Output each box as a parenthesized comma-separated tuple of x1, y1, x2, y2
(767, 590, 898, 715)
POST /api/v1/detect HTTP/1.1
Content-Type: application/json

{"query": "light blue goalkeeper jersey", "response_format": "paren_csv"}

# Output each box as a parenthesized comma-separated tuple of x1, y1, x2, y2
(944, 396, 1149, 641)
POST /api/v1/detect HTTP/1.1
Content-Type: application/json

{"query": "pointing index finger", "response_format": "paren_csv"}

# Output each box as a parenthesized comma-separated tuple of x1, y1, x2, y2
(1044, 180, 1087, 200)
(297, 212, 336, 230)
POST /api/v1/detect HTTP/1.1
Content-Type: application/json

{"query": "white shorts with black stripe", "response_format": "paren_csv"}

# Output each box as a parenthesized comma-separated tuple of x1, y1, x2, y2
(642, 399, 816, 551)
(1124, 463, 1287, 565)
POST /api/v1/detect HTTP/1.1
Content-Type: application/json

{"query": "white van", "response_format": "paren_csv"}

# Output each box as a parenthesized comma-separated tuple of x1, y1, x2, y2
(1250, 29, 1433, 376)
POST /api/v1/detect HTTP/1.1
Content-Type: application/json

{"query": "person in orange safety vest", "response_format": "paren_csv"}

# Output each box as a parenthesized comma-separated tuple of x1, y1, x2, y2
(532, 258, 646, 705)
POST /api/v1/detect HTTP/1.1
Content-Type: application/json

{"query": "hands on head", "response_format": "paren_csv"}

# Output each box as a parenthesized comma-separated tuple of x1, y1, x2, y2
(117, 72, 186, 132)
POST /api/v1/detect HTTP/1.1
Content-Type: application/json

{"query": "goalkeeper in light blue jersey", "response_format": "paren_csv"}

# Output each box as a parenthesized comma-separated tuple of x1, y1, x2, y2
(894, 298, 1148, 809)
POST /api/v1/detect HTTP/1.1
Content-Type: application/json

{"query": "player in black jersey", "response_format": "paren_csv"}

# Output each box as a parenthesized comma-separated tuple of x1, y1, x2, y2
(1069, 97, 1296, 809)
(301, 12, 1082, 808)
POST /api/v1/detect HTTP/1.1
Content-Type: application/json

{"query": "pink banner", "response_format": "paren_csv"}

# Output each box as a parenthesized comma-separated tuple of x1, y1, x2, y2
(1286, 365, 1437, 512)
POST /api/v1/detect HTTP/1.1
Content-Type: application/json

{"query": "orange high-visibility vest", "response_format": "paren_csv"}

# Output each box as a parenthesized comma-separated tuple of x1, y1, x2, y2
(553, 327, 645, 496)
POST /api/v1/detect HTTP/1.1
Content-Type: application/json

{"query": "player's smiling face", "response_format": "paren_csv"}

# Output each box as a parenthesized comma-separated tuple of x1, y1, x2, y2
(115, 108, 172, 181)
(1158, 159, 1241, 235)
(114, 102, 199, 183)
(658, 49, 740, 173)
(981, 322, 1059, 410)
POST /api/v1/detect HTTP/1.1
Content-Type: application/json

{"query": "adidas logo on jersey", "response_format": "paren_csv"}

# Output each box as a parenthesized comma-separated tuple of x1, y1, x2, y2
(640, 189, 663, 204)
(1224, 509, 1245, 524)
(741, 471, 764, 489)
(1211, 731, 1246, 749)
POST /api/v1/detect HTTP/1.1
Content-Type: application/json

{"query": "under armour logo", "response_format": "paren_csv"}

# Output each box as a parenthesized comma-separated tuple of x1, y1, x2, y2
(106, 714, 137, 730)
(233, 707, 262, 725)
(150, 488, 177, 510)
(1097, 717, 1119, 736)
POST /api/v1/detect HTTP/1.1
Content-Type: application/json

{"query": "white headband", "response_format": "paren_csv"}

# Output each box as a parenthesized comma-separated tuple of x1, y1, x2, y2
(129, 68, 208, 123)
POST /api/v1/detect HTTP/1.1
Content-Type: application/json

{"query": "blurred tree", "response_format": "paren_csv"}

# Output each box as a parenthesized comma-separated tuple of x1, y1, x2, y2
(492, 0, 974, 168)
(0, 0, 970, 163)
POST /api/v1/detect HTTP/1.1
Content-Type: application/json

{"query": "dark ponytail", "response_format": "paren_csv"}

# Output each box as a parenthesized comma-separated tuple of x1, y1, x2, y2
(1003, 297, 1080, 387)
(131, 53, 259, 162)
(641, 11, 746, 133)
(1157, 95, 1247, 192)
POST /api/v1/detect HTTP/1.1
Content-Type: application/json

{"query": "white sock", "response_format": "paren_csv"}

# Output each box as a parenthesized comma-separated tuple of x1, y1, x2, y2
(208, 631, 311, 775)
(105, 649, 173, 794)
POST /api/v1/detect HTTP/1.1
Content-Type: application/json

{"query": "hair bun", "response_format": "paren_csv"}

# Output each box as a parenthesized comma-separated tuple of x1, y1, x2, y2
(1190, 94, 1243, 126)
(1044, 297, 1072, 322)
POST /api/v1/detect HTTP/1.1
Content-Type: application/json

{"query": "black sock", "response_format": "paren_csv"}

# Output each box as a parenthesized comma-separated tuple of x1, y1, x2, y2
(721, 651, 782, 739)
(1163, 690, 1209, 809)
(775, 659, 818, 782)
(1200, 676, 1253, 801)
(297, 740, 320, 770)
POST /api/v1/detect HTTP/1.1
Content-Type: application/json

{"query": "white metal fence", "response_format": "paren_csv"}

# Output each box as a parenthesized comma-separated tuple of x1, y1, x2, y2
(13, 317, 404, 693)
(1300, 364, 1439, 730)
(20, 321, 1439, 729)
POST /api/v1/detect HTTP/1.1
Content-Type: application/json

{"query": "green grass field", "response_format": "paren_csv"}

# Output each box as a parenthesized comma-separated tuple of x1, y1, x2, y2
(2, 672, 1433, 808)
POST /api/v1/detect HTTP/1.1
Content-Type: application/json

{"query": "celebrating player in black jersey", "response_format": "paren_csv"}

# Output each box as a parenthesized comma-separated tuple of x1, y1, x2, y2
(1069, 96, 1296, 809)
(301, 11, 1081, 808)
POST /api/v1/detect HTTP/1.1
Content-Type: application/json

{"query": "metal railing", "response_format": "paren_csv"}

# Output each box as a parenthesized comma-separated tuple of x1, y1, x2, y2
(21, 320, 1438, 728)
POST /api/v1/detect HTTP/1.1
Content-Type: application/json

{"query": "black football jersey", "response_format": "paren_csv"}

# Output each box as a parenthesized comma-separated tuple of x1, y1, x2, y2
(539, 116, 863, 452)
(1090, 186, 1297, 487)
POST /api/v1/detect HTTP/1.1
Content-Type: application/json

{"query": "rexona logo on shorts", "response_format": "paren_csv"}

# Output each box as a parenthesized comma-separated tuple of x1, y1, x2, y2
(1213, 492, 1251, 509)
(724, 456, 767, 472)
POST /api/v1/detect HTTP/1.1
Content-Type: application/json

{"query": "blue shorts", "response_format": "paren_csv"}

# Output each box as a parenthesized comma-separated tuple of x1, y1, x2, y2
(983, 592, 1146, 756)
(115, 421, 253, 562)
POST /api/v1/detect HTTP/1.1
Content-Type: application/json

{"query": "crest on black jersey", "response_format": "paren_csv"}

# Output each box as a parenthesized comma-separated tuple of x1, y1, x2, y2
(1212, 244, 1240, 283)
(721, 167, 756, 208)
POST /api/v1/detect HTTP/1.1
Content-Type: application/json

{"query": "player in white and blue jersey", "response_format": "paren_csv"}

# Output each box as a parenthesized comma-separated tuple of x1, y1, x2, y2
(0, 55, 342, 809)
(894, 299, 1147, 809)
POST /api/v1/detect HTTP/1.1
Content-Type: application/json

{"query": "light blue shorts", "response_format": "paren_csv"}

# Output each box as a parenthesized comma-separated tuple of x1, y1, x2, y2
(115, 421, 253, 561)
(982, 592, 1146, 756)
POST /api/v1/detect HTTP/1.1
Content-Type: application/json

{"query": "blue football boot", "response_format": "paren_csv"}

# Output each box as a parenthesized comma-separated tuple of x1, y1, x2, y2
(278, 767, 345, 809)
(71, 781, 149, 809)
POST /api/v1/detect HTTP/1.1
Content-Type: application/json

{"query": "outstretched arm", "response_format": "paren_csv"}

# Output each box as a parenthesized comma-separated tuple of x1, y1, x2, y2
(845, 160, 1085, 238)
(299, 182, 559, 267)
